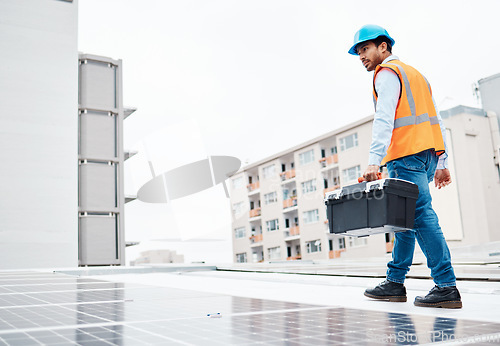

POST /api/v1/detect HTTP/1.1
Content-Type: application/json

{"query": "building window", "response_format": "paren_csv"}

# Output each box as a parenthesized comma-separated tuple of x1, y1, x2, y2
(264, 191, 277, 204)
(236, 253, 247, 263)
(232, 201, 245, 216)
(331, 146, 338, 154)
(232, 176, 244, 190)
(339, 133, 358, 151)
(306, 240, 322, 253)
(262, 164, 276, 179)
(299, 149, 315, 165)
(268, 246, 281, 260)
(266, 219, 279, 232)
(342, 165, 361, 183)
(234, 227, 246, 239)
(348, 237, 367, 247)
(338, 238, 346, 249)
(303, 209, 319, 224)
(301, 179, 317, 194)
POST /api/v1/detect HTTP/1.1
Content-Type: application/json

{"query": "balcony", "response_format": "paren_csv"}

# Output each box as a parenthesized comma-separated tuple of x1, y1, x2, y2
(319, 154, 338, 168)
(247, 181, 260, 194)
(283, 197, 297, 209)
(286, 255, 302, 261)
(249, 234, 263, 244)
(284, 226, 300, 240)
(280, 169, 296, 182)
(328, 249, 346, 259)
(249, 207, 261, 218)
(323, 185, 340, 195)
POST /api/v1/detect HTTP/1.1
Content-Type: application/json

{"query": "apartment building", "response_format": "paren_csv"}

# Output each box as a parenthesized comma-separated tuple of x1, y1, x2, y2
(230, 105, 500, 263)
(230, 116, 388, 263)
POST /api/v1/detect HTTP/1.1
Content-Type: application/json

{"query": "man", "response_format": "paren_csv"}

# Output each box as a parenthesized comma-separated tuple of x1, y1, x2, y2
(348, 24, 462, 308)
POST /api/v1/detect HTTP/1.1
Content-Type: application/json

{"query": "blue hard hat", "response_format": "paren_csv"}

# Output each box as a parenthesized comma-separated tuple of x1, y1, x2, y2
(348, 24, 395, 55)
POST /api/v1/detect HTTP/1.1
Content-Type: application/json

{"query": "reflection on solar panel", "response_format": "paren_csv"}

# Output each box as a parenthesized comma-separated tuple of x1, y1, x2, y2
(0, 271, 499, 345)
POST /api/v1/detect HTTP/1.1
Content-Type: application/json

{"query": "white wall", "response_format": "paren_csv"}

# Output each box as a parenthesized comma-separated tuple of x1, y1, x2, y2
(440, 111, 500, 246)
(430, 128, 464, 241)
(295, 144, 325, 261)
(259, 159, 285, 259)
(0, 0, 79, 268)
(230, 172, 252, 261)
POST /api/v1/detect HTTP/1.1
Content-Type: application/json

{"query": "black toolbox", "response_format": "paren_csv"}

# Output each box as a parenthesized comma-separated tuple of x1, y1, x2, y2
(324, 178, 419, 237)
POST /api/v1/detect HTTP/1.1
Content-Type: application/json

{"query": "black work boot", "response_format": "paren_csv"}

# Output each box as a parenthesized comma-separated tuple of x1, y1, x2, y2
(364, 280, 407, 302)
(414, 286, 462, 309)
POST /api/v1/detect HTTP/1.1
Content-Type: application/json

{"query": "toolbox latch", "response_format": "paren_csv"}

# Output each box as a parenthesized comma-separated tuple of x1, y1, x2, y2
(324, 188, 343, 203)
(365, 179, 385, 193)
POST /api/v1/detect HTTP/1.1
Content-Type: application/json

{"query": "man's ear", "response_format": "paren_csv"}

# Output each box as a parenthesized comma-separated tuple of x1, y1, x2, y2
(378, 41, 387, 53)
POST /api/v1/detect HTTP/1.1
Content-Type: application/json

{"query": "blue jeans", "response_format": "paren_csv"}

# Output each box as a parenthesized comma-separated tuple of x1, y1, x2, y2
(386, 149, 456, 287)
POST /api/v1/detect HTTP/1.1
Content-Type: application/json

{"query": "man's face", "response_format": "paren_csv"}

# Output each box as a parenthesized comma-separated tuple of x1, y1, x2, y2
(357, 41, 385, 72)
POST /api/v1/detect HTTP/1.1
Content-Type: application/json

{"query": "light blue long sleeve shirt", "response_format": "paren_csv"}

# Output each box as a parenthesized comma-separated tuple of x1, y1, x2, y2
(368, 55, 448, 169)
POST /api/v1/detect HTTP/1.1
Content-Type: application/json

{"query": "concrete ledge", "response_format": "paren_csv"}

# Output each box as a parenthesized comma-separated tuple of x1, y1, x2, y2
(56, 264, 217, 276)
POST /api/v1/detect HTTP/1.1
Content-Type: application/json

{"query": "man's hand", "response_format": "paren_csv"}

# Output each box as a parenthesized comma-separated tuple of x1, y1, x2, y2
(435, 169, 452, 189)
(363, 165, 380, 182)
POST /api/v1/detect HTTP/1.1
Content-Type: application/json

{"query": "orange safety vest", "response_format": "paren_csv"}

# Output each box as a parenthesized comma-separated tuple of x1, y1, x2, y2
(373, 60, 445, 165)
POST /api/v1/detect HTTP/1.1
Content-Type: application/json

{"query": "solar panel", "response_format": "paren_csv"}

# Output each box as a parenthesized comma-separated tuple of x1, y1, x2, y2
(0, 271, 498, 345)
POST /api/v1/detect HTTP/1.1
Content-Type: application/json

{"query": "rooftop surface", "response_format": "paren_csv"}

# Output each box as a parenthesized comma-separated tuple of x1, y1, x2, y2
(0, 256, 499, 345)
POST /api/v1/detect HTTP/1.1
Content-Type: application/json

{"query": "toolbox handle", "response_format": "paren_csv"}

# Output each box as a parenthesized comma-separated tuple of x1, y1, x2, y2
(358, 172, 382, 183)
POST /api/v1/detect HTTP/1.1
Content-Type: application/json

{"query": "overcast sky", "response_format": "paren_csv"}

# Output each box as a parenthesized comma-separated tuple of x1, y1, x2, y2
(78, 0, 499, 263)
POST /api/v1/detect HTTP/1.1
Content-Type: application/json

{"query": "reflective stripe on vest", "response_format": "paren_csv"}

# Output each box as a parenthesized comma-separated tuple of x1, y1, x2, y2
(394, 113, 440, 128)
(373, 60, 445, 164)
(386, 62, 417, 121)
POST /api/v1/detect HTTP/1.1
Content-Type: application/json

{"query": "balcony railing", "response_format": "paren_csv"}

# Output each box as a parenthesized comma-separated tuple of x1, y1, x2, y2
(328, 249, 345, 259)
(283, 197, 297, 209)
(249, 234, 263, 243)
(286, 255, 301, 261)
(280, 169, 296, 181)
(249, 207, 261, 218)
(319, 154, 338, 168)
(247, 181, 260, 192)
(328, 249, 346, 259)
(323, 184, 340, 195)
(284, 226, 300, 238)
